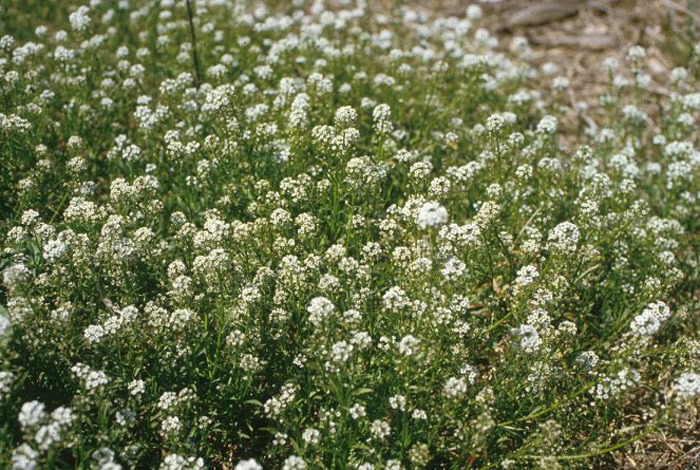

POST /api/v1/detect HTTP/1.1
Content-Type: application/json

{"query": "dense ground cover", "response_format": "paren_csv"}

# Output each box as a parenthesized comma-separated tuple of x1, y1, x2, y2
(1, 1, 699, 468)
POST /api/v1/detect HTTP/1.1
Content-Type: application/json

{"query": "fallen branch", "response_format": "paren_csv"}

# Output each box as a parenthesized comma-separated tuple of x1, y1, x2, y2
(529, 33, 618, 50)
(503, 0, 586, 29)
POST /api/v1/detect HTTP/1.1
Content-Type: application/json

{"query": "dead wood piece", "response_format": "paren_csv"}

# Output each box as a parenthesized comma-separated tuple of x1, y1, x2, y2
(530, 33, 618, 50)
(504, 0, 586, 29)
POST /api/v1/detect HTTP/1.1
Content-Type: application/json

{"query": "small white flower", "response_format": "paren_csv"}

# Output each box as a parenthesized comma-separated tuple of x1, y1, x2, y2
(331, 341, 354, 363)
(515, 265, 539, 286)
(398, 335, 420, 356)
(511, 325, 542, 353)
(19, 401, 46, 429)
(282, 456, 306, 470)
(443, 377, 467, 399)
(234, 459, 262, 470)
(307, 296, 335, 327)
(630, 301, 671, 336)
(370, 419, 391, 440)
(674, 372, 700, 399)
(349, 403, 366, 420)
(302, 427, 321, 445)
(416, 202, 448, 229)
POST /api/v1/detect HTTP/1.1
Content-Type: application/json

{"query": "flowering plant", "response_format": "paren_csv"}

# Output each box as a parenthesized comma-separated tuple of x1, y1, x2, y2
(1, 1, 699, 469)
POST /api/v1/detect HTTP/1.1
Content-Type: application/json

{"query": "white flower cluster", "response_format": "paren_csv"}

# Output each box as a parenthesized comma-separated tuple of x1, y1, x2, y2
(415, 202, 448, 229)
(630, 301, 671, 336)
(673, 372, 700, 399)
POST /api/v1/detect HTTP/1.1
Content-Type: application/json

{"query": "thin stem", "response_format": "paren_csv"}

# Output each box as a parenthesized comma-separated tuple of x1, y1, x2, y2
(185, 0, 202, 86)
